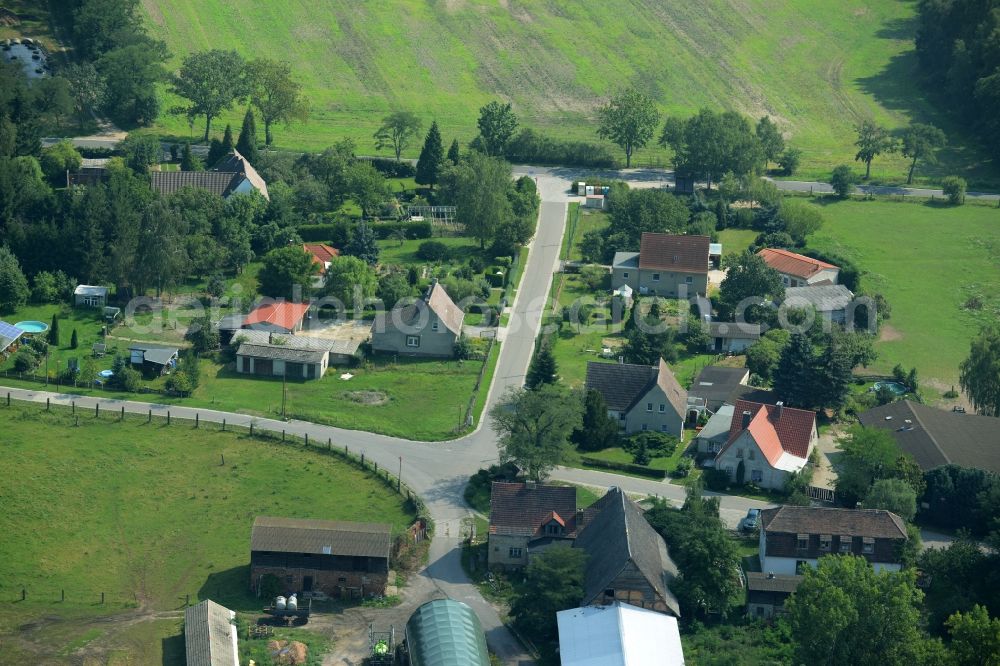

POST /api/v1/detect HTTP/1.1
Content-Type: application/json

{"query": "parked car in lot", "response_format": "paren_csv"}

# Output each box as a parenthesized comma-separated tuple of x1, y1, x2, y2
(739, 508, 761, 532)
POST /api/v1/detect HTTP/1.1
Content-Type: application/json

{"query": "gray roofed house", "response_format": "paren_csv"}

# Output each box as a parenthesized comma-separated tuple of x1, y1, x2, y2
(251, 516, 392, 558)
(694, 403, 735, 455)
(688, 366, 750, 412)
(184, 599, 238, 666)
(706, 320, 761, 353)
(585, 358, 688, 437)
(858, 400, 1000, 473)
(372, 281, 464, 357)
(150, 149, 269, 200)
(250, 516, 393, 597)
(236, 343, 327, 365)
(128, 343, 179, 374)
(573, 487, 681, 616)
(783, 284, 855, 324)
(746, 572, 803, 619)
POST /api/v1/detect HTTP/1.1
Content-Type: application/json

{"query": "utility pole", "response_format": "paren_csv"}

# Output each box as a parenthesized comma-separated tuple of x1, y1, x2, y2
(44, 350, 49, 386)
(281, 365, 287, 419)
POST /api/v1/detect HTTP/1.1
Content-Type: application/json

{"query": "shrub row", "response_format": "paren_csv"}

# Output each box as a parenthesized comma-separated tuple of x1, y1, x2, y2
(579, 456, 667, 479)
(362, 157, 416, 178)
(298, 220, 433, 243)
(504, 128, 619, 169)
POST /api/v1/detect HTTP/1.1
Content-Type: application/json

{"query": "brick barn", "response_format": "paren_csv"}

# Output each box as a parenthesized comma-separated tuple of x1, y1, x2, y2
(249, 516, 392, 599)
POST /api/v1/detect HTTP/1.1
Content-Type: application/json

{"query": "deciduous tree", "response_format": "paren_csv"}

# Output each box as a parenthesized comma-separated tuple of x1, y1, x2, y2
(900, 123, 946, 184)
(63, 63, 106, 130)
(717, 250, 783, 322)
(344, 219, 380, 266)
(756, 116, 785, 167)
(596, 88, 660, 168)
(490, 384, 583, 481)
(475, 101, 518, 157)
(946, 605, 1000, 666)
(959, 324, 1000, 417)
(374, 111, 422, 161)
(171, 49, 247, 142)
(324, 255, 377, 309)
(244, 58, 307, 146)
(510, 547, 587, 642)
(0, 244, 32, 313)
(863, 478, 917, 521)
(258, 245, 316, 299)
(854, 120, 896, 179)
(830, 164, 857, 197)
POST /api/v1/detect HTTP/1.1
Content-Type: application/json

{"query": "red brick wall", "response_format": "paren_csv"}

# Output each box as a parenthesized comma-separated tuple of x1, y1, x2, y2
(250, 565, 388, 598)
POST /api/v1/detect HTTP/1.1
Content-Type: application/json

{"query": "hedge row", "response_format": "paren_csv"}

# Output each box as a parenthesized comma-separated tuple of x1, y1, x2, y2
(579, 456, 668, 479)
(362, 157, 416, 178)
(298, 220, 433, 242)
(504, 128, 619, 169)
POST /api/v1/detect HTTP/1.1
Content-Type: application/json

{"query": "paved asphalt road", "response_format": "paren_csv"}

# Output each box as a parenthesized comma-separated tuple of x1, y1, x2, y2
(11, 160, 963, 661)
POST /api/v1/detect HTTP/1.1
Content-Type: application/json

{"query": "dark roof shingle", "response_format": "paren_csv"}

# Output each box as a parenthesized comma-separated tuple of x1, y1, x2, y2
(724, 400, 816, 458)
(858, 400, 1000, 473)
(489, 482, 578, 537)
(585, 359, 686, 417)
(638, 233, 710, 273)
(250, 516, 392, 558)
(760, 506, 907, 539)
(746, 572, 803, 594)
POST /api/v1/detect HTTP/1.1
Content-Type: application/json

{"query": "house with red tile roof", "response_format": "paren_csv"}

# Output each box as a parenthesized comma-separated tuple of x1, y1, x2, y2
(757, 248, 839, 287)
(713, 400, 817, 490)
(303, 244, 339, 274)
(243, 301, 313, 335)
(612, 233, 711, 297)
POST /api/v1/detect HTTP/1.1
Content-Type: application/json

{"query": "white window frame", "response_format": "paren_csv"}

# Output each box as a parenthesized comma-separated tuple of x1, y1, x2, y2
(405, 335, 420, 348)
(839, 538, 852, 553)
(509, 547, 523, 558)
(819, 536, 832, 552)
(646, 402, 653, 412)
(658, 404, 665, 413)
(652, 273, 660, 282)
(862, 539, 875, 554)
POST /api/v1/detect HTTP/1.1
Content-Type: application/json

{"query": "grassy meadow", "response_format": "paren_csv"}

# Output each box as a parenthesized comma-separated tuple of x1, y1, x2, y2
(0, 404, 413, 663)
(140, 0, 997, 187)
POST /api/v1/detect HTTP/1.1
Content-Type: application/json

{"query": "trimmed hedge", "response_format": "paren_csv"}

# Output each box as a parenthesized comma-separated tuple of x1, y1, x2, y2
(298, 220, 433, 243)
(504, 128, 619, 169)
(363, 157, 416, 178)
(580, 456, 667, 479)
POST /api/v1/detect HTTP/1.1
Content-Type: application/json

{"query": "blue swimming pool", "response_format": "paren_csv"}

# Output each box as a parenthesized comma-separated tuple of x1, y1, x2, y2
(871, 380, 908, 396)
(14, 320, 49, 334)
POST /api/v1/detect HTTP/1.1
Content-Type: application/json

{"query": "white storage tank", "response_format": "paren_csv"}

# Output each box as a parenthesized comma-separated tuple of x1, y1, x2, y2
(287, 594, 298, 611)
(275, 595, 286, 610)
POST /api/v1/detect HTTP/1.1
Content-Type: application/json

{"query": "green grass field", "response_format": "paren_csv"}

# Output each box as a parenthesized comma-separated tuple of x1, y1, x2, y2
(141, 0, 997, 187)
(804, 198, 1000, 388)
(0, 404, 413, 663)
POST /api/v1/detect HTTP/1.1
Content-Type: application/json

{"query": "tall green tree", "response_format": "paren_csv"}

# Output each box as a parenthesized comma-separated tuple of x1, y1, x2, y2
(900, 123, 946, 184)
(510, 547, 587, 643)
(830, 164, 857, 197)
(756, 116, 785, 167)
(48, 314, 60, 346)
(772, 333, 816, 408)
(862, 478, 917, 521)
(415, 121, 444, 188)
(119, 134, 161, 173)
(441, 151, 512, 249)
(959, 324, 1000, 417)
(596, 88, 660, 168)
(244, 58, 307, 146)
(786, 556, 931, 666)
(374, 111, 422, 161)
(344, 219, 379, 266)
(525, 343, 558, 389)
(345, 162, 388, 219)
(475, 101, 518, 157)
(447, 138, 461, 164)
(180, 142, 202, 171)
(97, 42, 168, 126)
(490, 384, 583, 481)
(660, 109, 764, 187)
(257, 245, 316, 299)
(834, 426, 913, 508)
(946, 604, 1000, 666)
(63, 63, 107, 130)
(854, 120, 896, 179)
(236, 108, 259, 164)
(131, 199, 188, 296)
(717, 250, 784, 322)
(0, 245, 31, 313)
(171, 49, 247, 142)
(324, 255, 377, 309)
(572, 389, 621, 452)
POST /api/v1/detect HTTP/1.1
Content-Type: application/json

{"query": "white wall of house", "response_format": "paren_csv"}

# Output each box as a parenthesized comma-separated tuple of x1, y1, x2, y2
(620, 385, 684, 437)
(760, 553, 901, 575)
(636, 270, 708, 298)
(778, 267, 839, 287)
(707, 336, 756, 353)
(716, 431, 793, 490)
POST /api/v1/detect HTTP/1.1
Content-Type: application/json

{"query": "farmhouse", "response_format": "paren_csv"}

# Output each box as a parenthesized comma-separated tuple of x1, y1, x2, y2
(758, 248, 840, 287)
(487, 481, 580, 568)
(612, 233, 711, 297)
(128, 343, 179, 375)
(759, 506, 908, 575)
(585, 358, 687, 436)
(184, 599, 239, 666)
(372, 281, 464, 357)
(150, 149, 270, 200)
(243, 301, 312, 334)
(782, 284, 855, 325)
(249, 516, 392, 599)
(557, 601, 685, 666)
(745, 572, 802, 619)
(858, 400, 1000, 474)
(713, 400, 817, 490)
(573, 488, 681, 616)
(73, 284, 108, 308)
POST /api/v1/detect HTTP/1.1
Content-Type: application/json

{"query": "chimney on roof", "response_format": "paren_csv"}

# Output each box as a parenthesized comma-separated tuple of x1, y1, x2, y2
(576, 508, 584, 525)
(741, 410, 753, 429)
(775, 401, 784, 419)
(268, 331, 273, 344)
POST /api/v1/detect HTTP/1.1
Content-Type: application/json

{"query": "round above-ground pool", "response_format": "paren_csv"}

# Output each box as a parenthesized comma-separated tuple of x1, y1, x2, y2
(98, 369, 114, 379)
(14, 320, 49, 334)
(871, 380, 908, 396)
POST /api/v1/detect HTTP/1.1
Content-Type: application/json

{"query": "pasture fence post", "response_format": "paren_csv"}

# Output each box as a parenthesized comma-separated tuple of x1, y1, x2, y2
(195, 413, 199, 429)
(328, 438, 331, 451)
(21, 588, 25, 601)
(148, 410, 151, 423)
(95, 403, 99, 418)
(100, 592, 104, 605)
(222, 419, 226, 431)
(250, 423, 254, 437)
(46, 398, 50, 411)
(167, 412, 171, 425)
(61, 589, 64, 602)
(282, 430, 285, 442)
(72, 401, 75, 415)
(120, 406, 124, 421)
(304, 433, 308, 447)
(6, 392, 9, 406)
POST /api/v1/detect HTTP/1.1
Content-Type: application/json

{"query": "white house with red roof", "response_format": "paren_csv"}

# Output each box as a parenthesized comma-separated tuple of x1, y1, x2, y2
(243, 301, 312, 335)
(303, 244, 339, 275)
(757, 248, 839, 287)
(713, 400, 817, 490)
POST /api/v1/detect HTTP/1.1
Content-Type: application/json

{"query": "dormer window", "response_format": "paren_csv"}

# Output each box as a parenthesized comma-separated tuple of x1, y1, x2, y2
(819, 535, 831, 551)
(839, 536, 852, 553)
(797, 534, 809, 550)
(862, 537, 875, 554)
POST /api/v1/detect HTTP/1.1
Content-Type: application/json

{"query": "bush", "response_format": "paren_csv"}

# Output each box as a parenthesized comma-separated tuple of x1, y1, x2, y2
(623, 432, 678, 458)
(579, 265, 608, 291)
(114, 366, 142, 392)
(941, 176, 966, 205)
(703, 468, 731, 491)
(417, 240, 449, 261)
(13, 350, 38, 373)
(579, 456, 667, 479)
(777, 147, 802, 175)
(672, 456, 693, 478)
(733, 207, 754, 229)
(830, 165, 857, 198)
(165, 371, 194, 396)
(503, 128, 619, 169)
(363, 157, 416, 178)
(370, 220, 433, 240)
(453, 336, 472, 360)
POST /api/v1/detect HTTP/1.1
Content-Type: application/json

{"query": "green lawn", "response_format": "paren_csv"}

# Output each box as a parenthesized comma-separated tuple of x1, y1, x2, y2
(0, 404, 413, 663)
(717, 228, 758, 257)
(805, 198, 1000, 387)
(141, 0, 998, 188)
(376, 236, 484, 268)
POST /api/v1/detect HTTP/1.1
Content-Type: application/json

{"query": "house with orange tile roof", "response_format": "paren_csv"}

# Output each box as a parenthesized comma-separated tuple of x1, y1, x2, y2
(757, 248, 840, 287)
(243, 301, 313, 335)
(303, 244, 339, 274)
(713, 399, 817, 490)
